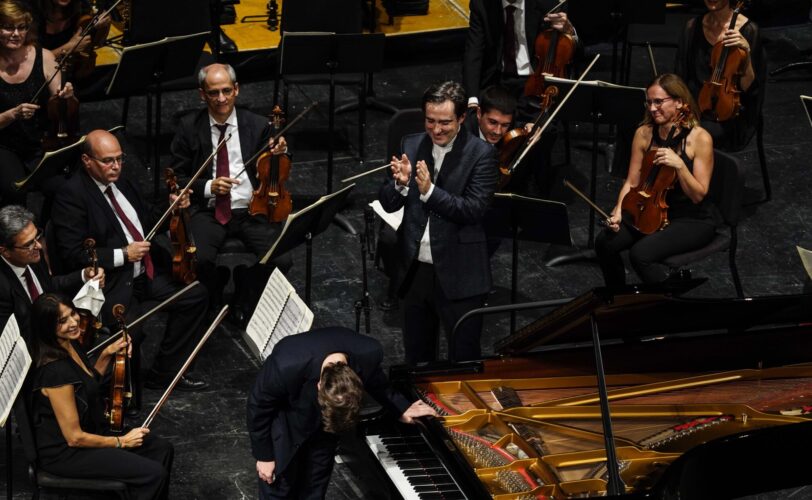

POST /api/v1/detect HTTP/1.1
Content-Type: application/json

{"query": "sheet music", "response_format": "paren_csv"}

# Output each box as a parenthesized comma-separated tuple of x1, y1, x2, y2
(0, 315, 31, 427)
(797, 246, 812, 280)
(370, 200, 403, 231)
(244, 268, 313, 361)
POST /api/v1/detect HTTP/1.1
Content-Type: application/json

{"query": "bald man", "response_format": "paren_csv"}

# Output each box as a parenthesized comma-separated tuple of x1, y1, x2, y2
(169, 63, 291, 324)
(52, 129, 211, 395)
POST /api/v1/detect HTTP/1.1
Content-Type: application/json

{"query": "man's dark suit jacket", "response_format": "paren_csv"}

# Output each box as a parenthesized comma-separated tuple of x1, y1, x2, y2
(463, 0, 551, 98)
(378, 130, 497, 301)
(169, 107, 271, 207)
(246, 327, 411, 475)
(0, 259, 84, 344)
(51, 170, 162, 322)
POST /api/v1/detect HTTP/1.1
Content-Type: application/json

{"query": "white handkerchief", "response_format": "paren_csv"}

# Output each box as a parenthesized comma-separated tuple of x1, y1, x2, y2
(73, 279, 105, 317)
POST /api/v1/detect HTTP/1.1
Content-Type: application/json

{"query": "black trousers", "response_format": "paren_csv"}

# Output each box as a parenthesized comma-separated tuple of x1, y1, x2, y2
(0, 146, 30, 207)
(401, 262, 485, 365)
(130, 272, 209, 377)
(258, 430, 338, 500)
(41, 433, 174, 500)
(595, 215, 716, 286)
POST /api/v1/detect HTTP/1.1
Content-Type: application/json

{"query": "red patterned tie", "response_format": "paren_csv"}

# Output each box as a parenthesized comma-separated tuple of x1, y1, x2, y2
(214, 124, 232, 225)
(105, 186, 154, 279)
(503, 4, 518, 76)
(22, 266, 40, 302)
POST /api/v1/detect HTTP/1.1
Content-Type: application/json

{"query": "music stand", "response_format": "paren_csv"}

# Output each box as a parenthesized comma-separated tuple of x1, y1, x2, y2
(260, 184, 356, 304)
(542, 76, 644, 266)
(484, 193, 571, 333)
(801, 95, 812, 130)
(106, 32, 208, 196)
(279, 32, 385, 193)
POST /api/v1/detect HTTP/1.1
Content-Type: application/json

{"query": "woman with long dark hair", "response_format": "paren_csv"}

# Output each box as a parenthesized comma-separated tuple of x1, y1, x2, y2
(31, 293, 174, 500)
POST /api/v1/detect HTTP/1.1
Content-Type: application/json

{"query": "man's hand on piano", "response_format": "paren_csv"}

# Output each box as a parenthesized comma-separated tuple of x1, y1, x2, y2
(256, 460, 275, 484)
(398, 400, 437, 424)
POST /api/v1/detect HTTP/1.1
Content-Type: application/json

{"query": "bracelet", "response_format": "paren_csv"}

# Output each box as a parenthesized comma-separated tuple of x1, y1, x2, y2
(115, 436, 122, 448)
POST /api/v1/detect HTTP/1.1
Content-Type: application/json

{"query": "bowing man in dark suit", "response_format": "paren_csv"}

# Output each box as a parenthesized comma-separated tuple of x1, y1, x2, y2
(379, 81, 498, 365)
(51, 130, 210, 392)
(463, 0, 577, 109)
(0, 205, 103, 343)
(169, 63, 290, 320)
(246, 327, 436, 499)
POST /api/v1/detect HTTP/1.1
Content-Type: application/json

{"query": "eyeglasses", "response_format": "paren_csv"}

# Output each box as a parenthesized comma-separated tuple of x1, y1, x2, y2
(204, 87, 235, 98)
(0, 24, 30, 33)
(13, 229, 43, 251)
(90, 154, 126, 167)
(644, 97, 673, 108)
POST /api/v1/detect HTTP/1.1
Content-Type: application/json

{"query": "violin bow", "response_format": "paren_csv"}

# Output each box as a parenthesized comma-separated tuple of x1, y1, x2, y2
(563, 179, 612, 221)
(142, 305, 229, 428)
(144, 133, 232, 241)
(232, 101, 319, 180)
(508, 53, 600, 173)
(87, 281, 201, 356)
(29, 0, 122, 104)
(543, 0, 568, 18)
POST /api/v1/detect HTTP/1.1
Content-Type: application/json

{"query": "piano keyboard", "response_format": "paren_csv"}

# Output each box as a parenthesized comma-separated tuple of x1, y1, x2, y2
(366, 431, 466, 500)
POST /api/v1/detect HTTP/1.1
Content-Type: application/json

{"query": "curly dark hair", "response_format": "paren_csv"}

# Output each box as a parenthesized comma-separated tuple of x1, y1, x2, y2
(317, 361, 363, 434)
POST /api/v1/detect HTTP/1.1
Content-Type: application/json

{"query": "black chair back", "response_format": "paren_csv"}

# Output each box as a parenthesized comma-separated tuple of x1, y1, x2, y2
(708, 150, 744, 226)
(386, 108, 424, 159)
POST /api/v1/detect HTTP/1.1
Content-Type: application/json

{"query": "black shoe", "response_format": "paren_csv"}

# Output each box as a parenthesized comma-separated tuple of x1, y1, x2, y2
(378, 295, 398, 311)
(145, 374, 209, 392)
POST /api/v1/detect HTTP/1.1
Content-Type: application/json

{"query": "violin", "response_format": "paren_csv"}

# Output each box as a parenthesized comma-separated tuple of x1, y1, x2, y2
(497, 85, 559, 190)
(698, 1, 747, 122)
(77, 238, 102, 349)
(249, 105, 292, 222)
(524, 0, 574, 97)
(620, 110, 687, 234)
(41, 58, 80, 152)
(107, 304, 132, 433)
(72, 0, 111, 80)
(165, 168, 197, 284)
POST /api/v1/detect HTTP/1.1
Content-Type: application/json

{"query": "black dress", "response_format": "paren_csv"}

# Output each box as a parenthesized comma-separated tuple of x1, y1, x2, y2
(595, 127, 719, 286)
(32, 345, 175, 500)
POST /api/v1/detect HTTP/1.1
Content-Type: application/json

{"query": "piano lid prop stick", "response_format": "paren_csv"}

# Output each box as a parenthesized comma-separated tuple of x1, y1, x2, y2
(142, 305, 228, 428)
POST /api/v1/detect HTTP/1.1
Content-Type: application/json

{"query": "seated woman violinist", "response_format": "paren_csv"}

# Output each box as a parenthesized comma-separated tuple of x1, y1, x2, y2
(30, 293, 174, 500)
(595, 73, 718, 288)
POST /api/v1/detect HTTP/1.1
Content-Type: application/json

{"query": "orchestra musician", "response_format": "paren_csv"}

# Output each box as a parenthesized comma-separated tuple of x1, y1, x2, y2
(36, 0, 108, 59)
(51, 129, 211, 393)
(464, 84, 517, 146)
(0, 204, 103, 343)
(0, 0, 74, 207)
(30, 293, 174, 500)
(246, 326, 436, 499)
(378, 81, 497, 365)
(675, 0, 764, 151)
(169, 63, 291, 323)
(595, 74, 717, 287)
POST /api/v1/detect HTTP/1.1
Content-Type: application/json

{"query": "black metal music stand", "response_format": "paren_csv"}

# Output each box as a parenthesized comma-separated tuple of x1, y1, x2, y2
(260, 184, 356, 304)
(106, 32, 208, 196)
(483, 193, 571, 333)
(542, 76, 644, 266)
(279, 32, 385, 193)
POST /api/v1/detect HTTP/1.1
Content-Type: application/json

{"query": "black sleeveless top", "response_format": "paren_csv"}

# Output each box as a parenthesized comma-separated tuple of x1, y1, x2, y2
(648, 127, 716, 224)
(0, 47, 49, 161)
(32, 344, 107, 465)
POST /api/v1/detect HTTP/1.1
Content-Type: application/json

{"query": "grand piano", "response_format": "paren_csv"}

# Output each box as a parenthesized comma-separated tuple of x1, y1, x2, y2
(361, 283, 812, 499)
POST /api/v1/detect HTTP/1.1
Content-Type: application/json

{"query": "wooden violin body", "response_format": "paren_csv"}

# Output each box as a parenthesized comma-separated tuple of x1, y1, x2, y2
(525, 29, 574, 97)
(108, 304, 131, 433)
(76, 238, 101, 348)
(165, 168, 197, 284)
(73, 4, 110, 80)
(249, 106, 293, 222)
(42, 92, 80, 152)
(698, 1, 747, 122)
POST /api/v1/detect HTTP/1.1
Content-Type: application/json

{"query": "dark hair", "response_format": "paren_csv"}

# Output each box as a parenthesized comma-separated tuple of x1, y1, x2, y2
(0, 205, 35, 248)
(479, 85, 516, 117)
(31, 293, 72, 367)
(317, 361, 363, 433)
(642, 73, 700, 128)
(37, 0, 84, 25)
(422, 81, 466, 118)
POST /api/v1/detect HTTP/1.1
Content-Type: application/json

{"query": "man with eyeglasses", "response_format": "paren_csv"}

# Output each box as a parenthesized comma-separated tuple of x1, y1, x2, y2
(169, 63, 291, 325)
(0, 205, 104, 344)
(51, 129, 211, 396)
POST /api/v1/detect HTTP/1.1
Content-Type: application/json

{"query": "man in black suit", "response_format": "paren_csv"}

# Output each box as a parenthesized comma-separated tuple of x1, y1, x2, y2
(169, 63, 290, 321)
(463, 0, 576, 108)
(246, 327, 435, 499)
(0, 205, 103, 343)
(379, 81, 498, 365)
(464, 84, 518, 145)
(51, 129, 210, 392)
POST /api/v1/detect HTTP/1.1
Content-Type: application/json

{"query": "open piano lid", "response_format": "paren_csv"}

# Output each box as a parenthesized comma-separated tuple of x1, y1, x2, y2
(496, 279, 812, 355)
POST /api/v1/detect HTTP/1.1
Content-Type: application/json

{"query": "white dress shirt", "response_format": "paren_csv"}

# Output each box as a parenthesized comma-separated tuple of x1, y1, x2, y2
(417, 134, 457, 264)
(2, 257, 43, 302)
(206, 108, 253, 209)
(93, 178, 144, 277)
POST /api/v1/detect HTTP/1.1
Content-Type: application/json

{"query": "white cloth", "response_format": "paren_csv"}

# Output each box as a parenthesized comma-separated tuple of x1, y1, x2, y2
(205, 108, 253, 209)
(72, 279, 105, 317)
